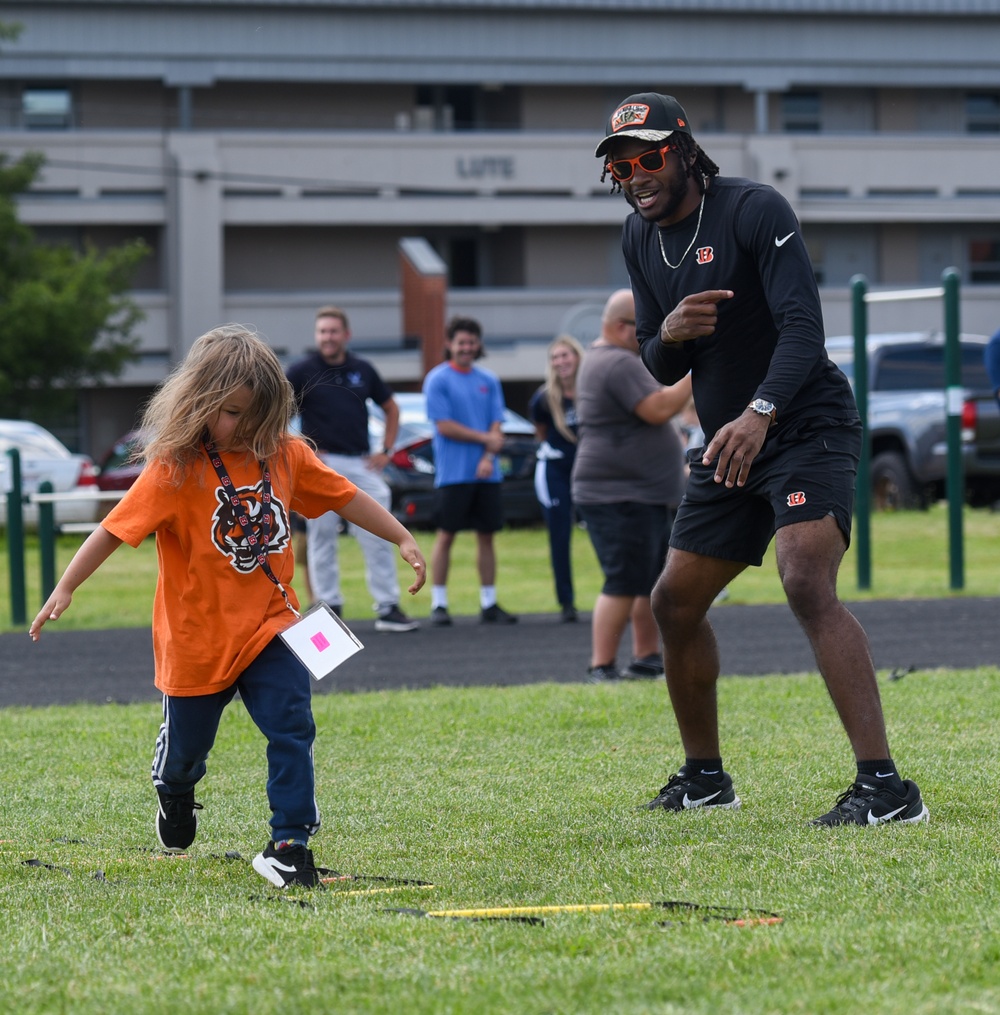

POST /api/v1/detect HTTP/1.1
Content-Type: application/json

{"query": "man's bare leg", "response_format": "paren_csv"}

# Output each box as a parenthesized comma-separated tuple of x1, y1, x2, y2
(651, 548, 746, 758)
(775, 515, 889, 760)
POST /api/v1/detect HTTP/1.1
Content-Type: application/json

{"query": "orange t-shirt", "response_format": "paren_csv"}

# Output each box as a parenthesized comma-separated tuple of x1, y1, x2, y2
(102, 437, 357, 696)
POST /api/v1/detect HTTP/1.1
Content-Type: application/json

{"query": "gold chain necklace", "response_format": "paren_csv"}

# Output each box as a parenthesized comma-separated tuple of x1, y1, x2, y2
(657, 192, 705, 270)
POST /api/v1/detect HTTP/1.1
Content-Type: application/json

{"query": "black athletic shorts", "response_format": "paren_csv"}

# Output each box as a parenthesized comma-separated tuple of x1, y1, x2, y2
(578, 501, 672, 597)
(434, 482, 505, 533)
(669, 418, 862, 567)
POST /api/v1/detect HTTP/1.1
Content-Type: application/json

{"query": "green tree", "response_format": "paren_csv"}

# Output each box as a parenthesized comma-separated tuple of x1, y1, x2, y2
(0, 151, 149, 421)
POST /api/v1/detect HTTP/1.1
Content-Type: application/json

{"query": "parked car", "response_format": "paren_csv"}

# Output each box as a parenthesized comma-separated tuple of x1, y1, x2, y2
(368, 392, 542, 528)
(95, 430, 147, 491)
(824, 331, 993, 509)
(95, 393, 543, 529)
(0, 419, 101, 528)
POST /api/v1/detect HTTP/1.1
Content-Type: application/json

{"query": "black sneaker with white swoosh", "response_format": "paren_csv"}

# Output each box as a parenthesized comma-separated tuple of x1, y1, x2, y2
(252, 840, 323, 888)
(641, 769, 741, 812)
(811, 778, 929, 827)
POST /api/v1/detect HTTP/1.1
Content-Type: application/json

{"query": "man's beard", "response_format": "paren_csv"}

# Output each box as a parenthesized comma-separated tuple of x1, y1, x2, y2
(624, 171, 692, 224)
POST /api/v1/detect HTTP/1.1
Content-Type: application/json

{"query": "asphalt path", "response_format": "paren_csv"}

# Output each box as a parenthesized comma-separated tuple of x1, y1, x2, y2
(2, 597, 998, 707)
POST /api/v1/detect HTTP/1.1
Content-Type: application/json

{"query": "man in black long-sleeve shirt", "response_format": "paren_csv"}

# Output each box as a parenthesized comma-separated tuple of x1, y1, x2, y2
(597, 92, 927, 826)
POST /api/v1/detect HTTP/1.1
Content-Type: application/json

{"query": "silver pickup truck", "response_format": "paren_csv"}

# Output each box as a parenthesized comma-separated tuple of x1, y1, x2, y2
(825, 332, 999, 510)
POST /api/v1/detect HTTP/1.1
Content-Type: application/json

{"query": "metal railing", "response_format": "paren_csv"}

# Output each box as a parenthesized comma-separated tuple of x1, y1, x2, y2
(3, 450, 123, 625)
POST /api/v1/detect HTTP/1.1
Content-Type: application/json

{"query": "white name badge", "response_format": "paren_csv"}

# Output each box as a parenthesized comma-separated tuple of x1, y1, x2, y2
(279, 602, 364, 680)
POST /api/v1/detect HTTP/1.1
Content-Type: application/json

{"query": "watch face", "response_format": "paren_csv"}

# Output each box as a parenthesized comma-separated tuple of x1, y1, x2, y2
(752, 399, 775, 416)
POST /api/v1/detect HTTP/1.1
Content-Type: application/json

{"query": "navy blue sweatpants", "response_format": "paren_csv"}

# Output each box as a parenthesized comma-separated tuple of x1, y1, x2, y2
(151, 637, 320, 843)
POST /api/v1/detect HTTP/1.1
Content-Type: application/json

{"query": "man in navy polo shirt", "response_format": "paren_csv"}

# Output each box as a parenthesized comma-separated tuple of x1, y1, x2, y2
(287, 305, 418, 632)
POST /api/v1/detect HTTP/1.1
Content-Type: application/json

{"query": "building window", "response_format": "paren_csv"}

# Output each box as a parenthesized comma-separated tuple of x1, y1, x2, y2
(969, 239, 1000, 283)
(782, 91, 821, 133)
(22, 87, 73, 129)
(966, 93, 1000, 133)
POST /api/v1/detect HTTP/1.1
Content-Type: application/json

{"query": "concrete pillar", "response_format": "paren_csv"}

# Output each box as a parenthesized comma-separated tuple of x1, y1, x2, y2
(165, 134, 224, 362)
(754, 89, 770, 134)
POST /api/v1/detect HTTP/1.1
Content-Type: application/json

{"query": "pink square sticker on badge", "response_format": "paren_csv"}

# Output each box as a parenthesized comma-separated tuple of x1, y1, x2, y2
(310, 631, 331, 652)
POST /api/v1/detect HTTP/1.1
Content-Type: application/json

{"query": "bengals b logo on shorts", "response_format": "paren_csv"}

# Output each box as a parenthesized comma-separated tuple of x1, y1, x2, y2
(786, 491, 807, 507)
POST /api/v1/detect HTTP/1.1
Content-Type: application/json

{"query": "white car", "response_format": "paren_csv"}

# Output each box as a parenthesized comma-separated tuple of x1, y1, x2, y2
(0, 419, 101, 528)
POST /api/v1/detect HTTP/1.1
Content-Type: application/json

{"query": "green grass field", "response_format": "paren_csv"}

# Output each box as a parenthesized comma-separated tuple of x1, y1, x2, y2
(2, 503, 1000, 631)
(2, 670, 998, 1013)
(2, 507, 999, 1012)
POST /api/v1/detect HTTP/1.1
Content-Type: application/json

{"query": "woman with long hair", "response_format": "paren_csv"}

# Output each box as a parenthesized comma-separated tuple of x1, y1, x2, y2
(530, 334, 585, 622)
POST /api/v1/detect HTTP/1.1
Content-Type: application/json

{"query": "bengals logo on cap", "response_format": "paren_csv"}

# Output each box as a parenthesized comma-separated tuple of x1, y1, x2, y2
(611, 103, 652, 132)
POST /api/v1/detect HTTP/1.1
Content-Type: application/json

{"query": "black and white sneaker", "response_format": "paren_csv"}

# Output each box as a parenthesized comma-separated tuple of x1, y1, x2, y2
(642, 770, 741, 812)
(375, 605, 419, 632)
(626, 653, 664, 679)
(156, 791, 203, 852)
(811, 778, 929, 827)
(252, 840, 323, 888)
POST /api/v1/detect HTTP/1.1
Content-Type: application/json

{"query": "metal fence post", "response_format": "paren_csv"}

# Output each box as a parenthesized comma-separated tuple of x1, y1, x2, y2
(850, 275, 871, 590)
(38, 480, 57, 602)
(5, 447, 27, 626)
(942, 267, 964, 590)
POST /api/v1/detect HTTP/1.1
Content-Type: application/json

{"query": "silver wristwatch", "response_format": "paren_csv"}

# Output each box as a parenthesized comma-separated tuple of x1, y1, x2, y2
(748, 398, 776, 423)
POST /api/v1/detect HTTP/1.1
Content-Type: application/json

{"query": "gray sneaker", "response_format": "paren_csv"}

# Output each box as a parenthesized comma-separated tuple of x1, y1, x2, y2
(430, 606, 452, 627)
(626, 653, 664, 679)
(480, 604, 517, 624)
(586, 664, 625, 683)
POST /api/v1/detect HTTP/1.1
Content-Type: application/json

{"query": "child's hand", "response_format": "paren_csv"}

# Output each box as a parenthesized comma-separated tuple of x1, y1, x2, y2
(399, 537, 427, 595)
(29, 589, 73, 642)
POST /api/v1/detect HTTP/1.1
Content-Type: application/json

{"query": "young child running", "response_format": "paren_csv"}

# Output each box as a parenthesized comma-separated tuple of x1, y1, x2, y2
(29, 325, 426, 888)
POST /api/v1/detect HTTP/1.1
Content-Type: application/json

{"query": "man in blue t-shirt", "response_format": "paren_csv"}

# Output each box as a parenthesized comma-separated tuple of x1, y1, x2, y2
(422, 316, 517, 626)
(287, 305, 418, 632)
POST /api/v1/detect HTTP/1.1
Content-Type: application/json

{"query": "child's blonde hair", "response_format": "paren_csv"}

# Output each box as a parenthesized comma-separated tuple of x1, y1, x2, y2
(139, 324, 296, 472)
(544, 334, 585, 445)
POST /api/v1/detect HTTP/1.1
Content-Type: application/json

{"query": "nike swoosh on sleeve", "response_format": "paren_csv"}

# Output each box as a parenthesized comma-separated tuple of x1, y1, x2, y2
(775, 232, 795, 247)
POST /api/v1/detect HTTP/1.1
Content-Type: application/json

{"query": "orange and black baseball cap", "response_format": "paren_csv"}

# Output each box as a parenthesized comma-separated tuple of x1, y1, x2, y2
(595, 93, 692, 158)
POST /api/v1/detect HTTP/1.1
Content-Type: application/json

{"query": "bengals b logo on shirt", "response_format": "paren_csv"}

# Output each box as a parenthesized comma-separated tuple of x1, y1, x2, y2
(695, 247, 714, 265)
(211, 482, 291, 573)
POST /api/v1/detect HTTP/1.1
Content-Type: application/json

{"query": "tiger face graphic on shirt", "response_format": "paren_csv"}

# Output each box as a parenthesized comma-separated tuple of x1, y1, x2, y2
(210, 479, 291, 574)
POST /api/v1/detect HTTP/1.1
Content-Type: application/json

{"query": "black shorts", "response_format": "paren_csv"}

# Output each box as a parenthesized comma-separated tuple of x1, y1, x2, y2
(434, 482, 505, 533)
(669, 419, 861, 567)
(578, 501, 672, 597)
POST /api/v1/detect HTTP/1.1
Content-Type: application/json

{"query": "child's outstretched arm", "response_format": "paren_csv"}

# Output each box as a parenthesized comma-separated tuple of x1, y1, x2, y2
(29, 526, 125, 641)
(336, 490, 426, 595)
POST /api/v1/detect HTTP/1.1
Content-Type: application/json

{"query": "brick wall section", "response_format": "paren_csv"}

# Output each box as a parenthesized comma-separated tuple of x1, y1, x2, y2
(400, 247, 447, 382)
